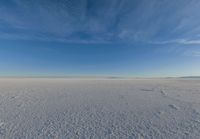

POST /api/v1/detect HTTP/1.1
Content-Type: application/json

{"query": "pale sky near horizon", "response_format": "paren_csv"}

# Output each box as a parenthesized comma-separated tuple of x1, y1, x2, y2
(0, 0, 200, 77)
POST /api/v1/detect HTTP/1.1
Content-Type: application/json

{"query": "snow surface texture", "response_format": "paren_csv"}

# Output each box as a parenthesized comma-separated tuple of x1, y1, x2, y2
(0, 78, 200, 139)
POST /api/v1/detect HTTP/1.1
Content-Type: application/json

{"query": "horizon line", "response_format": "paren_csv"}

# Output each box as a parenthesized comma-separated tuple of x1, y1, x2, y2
(0, 75, 199, 79)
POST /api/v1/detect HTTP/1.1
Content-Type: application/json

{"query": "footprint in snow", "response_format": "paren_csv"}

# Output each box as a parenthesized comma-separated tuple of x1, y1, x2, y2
(10, 96, 15, 99)
(141, 88, 153, 92)
(155, 110, 165, 118)
(168, 104, 179, 110)
(160, 90, 167, 97)
(158, 110, 164, 115)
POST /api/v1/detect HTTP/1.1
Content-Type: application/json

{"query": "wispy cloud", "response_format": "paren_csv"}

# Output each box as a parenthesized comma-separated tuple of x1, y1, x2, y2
(180, 39, 200, 45)
(1, 0, 200, 44)
(183, 49, 200, 57)
(150, 39, 200, 45)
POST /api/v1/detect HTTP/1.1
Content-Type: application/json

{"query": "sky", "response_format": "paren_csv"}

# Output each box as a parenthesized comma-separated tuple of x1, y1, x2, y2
(0, 0, 200, 77)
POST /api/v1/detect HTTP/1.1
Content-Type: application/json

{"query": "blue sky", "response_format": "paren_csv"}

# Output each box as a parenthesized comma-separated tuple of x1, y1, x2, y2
(0, 0, 200, 77)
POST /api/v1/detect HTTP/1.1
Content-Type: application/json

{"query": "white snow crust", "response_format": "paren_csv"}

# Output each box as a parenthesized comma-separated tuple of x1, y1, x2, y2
(0, 78, 200, 139)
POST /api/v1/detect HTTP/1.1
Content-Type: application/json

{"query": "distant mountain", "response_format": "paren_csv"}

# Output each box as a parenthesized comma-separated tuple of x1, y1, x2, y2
(180, 76, 200, 79)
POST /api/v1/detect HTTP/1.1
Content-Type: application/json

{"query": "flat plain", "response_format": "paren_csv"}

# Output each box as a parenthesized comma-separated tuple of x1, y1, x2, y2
(0, 78, 200, 139)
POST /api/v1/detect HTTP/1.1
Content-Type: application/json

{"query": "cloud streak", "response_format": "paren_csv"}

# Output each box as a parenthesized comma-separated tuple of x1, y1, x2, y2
(0, 0, 200, 44)
(150, 39, 200, 45)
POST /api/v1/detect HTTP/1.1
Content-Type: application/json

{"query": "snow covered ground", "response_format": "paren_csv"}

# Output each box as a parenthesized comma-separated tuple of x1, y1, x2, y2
(0, 78, 200, 139)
